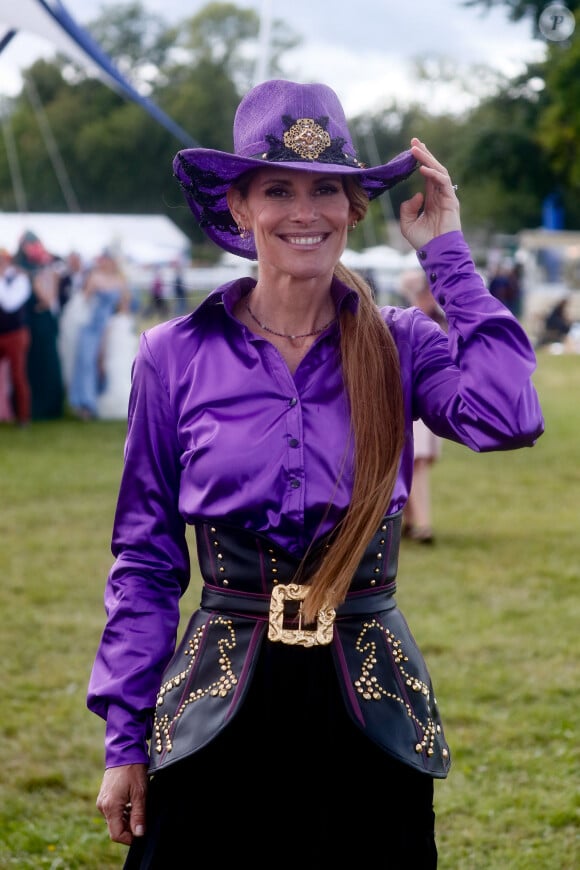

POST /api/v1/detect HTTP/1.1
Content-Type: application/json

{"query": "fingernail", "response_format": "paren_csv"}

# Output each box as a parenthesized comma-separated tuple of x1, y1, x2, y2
(135, 825, 145, 837)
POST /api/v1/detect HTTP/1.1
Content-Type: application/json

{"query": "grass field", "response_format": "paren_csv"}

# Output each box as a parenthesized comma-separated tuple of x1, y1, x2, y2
(0, 351, 578, 869)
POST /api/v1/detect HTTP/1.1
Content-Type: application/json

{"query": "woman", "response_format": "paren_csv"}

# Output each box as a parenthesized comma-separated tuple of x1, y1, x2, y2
(96, 306, 139, 420)
(400, 268, 447, 544)
(13, 231, 64, 421)
(87, 80, 544, 867)
(68, 251, 130, 420)
(0, 247, 32, 425)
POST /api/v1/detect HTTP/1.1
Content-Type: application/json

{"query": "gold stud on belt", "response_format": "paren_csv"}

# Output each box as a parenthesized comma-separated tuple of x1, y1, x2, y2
(268, 583, 336, 647)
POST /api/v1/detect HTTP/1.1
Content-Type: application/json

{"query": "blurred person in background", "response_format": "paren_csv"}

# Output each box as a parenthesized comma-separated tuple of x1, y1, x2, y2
(58, 253, 90, 398)
(172, 263, 187, 315)
(58, 250, 86, 311)
(536, 296, 572, 350)
(13, 231, 64, 420)
(0, 247, 32, 426)
(147, 267, 168, 318)
(400, 269, 447, 544)
(96, 302, 139, 421)
(68, 250, 131, 421)
(488, 258, 522, 319)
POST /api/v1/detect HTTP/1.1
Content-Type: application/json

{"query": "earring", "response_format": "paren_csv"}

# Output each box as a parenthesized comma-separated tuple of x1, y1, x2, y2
(237, 224, 249, 239)
(349, 221, 358, 230)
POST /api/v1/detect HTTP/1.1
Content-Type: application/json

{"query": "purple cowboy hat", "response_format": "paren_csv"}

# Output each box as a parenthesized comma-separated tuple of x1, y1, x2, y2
(173, 79, 418, 260)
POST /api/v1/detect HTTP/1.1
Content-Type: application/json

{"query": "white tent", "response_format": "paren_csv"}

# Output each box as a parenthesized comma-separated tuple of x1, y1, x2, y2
(0, 212, 191, 264)
(341, 245, 416, 304)
(356, 245, 407, 270)
(340, 248, 366, 268)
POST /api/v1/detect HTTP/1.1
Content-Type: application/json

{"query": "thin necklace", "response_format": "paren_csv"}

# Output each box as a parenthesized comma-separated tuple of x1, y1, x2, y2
(245, 300, 336, 340)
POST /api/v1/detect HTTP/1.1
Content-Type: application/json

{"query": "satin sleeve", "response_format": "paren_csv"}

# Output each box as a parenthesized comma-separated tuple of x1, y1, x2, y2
(394, 231, 544, 452)
(87, 332, 190, 767)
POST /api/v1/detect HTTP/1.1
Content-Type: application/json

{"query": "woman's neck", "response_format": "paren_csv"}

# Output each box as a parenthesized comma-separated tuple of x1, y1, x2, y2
(248, 274, 335, 337)
(234, 277, 337, 375)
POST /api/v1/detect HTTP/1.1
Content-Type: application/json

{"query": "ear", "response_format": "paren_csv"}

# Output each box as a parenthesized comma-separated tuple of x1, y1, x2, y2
(348, 205, 361, 226)
(226, 187, 247, 228)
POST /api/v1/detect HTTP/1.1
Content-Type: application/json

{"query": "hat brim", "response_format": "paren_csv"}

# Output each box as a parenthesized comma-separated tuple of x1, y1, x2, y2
(173, 148, 418, 260)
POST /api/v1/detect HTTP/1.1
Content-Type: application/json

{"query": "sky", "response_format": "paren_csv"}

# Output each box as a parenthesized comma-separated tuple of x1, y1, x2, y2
(0, 0, 549, 116)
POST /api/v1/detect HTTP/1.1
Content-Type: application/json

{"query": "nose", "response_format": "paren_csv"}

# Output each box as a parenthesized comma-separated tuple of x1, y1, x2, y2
(290, 191, 318, 222)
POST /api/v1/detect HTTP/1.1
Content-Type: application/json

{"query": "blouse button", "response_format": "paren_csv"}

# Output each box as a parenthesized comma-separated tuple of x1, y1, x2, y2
(290, 479, 301, 489)
(289, 438, 299, 448)
(419, 250, 427, 260)
(429, 272, 437, 282)
(289, 397, 298, 407)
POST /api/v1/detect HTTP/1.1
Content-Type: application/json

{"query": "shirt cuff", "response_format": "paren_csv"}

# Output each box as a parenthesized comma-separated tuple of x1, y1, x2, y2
(104, 703, 151, 768)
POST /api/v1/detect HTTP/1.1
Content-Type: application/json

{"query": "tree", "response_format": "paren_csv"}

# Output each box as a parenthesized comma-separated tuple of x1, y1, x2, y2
(0, 60, 128, 212)
(349, 102, 464, 246)
(0, 3, 304, 217)
(4, 0, 574, 243)
(450, 66, 557, 234)
(0, 1, 301, 245)
(463, 0, 580, 25)
(155, 3, 299, 244)
(175, 2, 300, 94)
(535, 11, 580, 224)
(79, 1, 176, 90)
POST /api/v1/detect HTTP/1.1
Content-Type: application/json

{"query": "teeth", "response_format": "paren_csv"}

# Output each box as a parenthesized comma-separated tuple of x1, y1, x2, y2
(287, 235, 324, 246)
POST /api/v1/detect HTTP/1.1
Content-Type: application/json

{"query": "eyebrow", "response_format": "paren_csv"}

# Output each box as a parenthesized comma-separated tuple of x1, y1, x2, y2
(258, 172, 341, 186)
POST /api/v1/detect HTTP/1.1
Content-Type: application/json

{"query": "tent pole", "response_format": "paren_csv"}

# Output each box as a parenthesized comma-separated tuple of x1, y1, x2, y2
(0, 100, 28, 212)
(24, 76, 81, 213)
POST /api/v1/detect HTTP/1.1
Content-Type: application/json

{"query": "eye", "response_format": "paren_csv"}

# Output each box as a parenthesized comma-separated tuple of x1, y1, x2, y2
(315, 182, 341, 196)
(264, 184, 290, 198)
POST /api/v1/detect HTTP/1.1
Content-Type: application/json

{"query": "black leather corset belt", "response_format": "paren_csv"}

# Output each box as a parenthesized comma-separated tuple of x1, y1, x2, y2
(149, 511, 451, 779)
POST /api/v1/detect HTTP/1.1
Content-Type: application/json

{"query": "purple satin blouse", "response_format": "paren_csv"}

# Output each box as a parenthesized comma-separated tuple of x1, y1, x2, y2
(87, 231, 544, 767)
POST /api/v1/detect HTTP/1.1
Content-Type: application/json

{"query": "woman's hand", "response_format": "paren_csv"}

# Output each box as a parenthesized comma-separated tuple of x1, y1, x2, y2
(399, 138, 461, 250)
(96, 763, 148, 845)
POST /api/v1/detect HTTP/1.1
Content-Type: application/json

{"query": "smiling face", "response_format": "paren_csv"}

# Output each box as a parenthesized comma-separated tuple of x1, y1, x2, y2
(227, 167, 356, 282)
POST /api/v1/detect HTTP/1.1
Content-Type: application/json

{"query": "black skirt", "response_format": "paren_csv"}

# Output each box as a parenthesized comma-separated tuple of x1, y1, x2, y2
(124, 640, 438, 869)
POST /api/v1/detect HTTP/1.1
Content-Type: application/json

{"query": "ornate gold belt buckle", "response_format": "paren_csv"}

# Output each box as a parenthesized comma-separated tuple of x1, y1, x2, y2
(267, 583, 336, 647)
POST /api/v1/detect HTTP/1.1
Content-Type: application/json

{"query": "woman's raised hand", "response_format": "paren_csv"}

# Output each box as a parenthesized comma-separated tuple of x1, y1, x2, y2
(399, 138, 461, 250)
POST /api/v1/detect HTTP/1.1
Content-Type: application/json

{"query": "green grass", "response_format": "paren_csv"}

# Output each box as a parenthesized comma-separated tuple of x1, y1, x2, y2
(0, 353, 579, 868)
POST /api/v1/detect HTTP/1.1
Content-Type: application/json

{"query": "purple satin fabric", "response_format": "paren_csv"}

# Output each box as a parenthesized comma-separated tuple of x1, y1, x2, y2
(87, 231, 544, 767)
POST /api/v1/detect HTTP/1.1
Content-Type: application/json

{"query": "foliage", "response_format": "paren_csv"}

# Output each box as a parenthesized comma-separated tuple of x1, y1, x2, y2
(177, 2, 300, 94)
(81, 0, 176, 89)
(449, 68, 556, 233)
(1, 0, 580, 243)
(463, 0, 580, 22)
(535, 11, 580, 221)
(0, 1, 302, 251)
(0, 352, 578, 867)
(349, 105, 465, 245)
